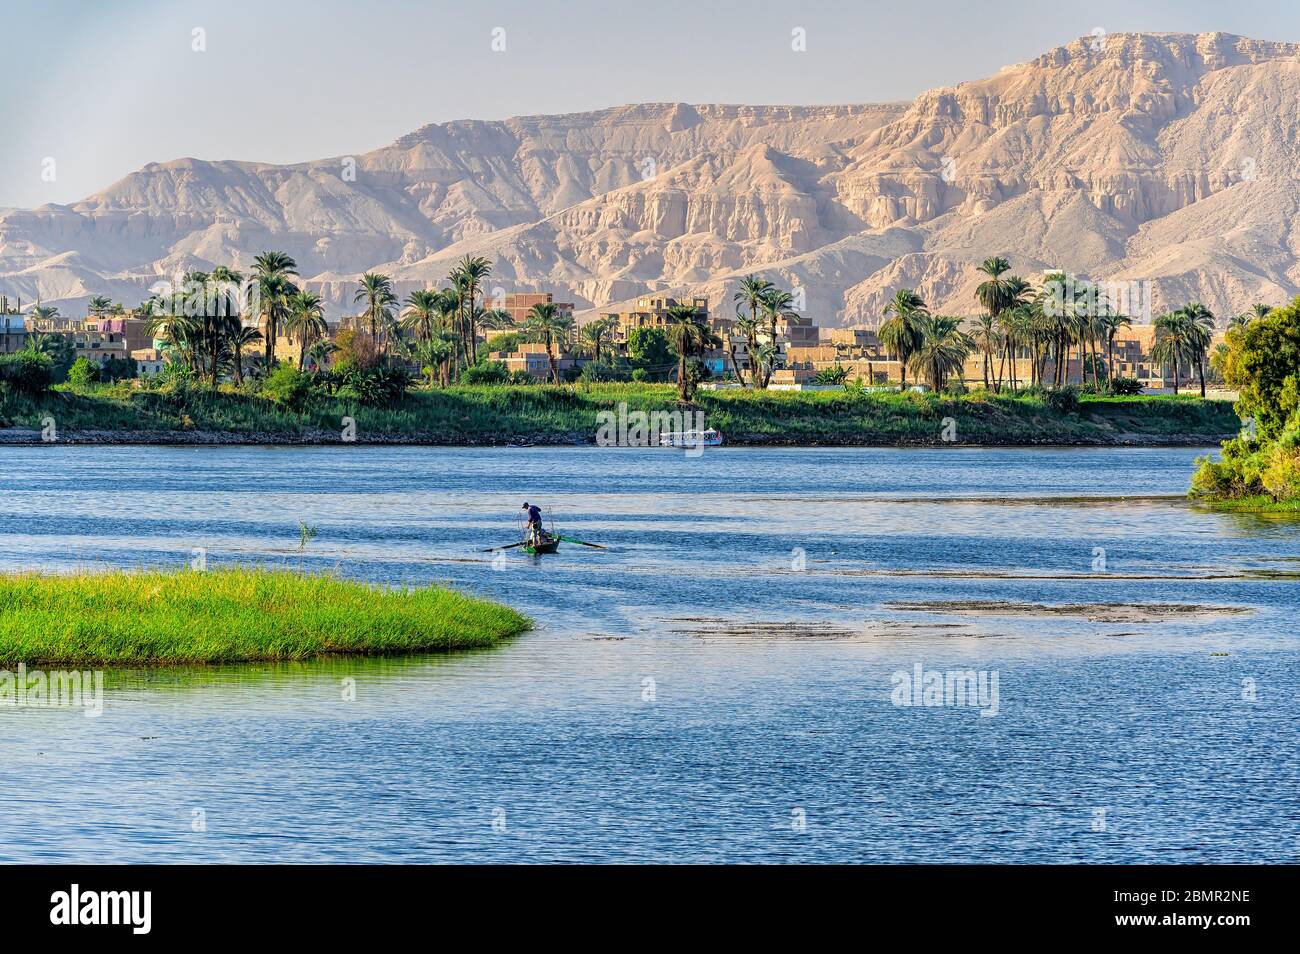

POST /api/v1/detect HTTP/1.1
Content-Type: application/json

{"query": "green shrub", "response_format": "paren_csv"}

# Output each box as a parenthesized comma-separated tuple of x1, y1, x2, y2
(260, 364, 317, 410)
(1107, 376, 1144, 395)
(67, 357, 100, 387)
(813, 364, 849, 385)
(0, 352, 54, 394)
(1026, 386, 1080, 414)
(462, 360, 510, 385)
(485, 332, 521, 354)
(335, 364, 412, 407)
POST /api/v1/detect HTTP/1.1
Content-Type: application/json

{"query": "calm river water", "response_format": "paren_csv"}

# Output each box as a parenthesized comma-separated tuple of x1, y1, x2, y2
(0, 445, 1296, 862)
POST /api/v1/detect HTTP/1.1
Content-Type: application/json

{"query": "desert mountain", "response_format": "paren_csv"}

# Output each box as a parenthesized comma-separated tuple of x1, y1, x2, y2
(3, 32, 1298, 326)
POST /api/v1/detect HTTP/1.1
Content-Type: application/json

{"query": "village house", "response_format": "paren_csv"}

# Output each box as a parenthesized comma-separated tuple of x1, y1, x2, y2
(0, 314, 26, 354)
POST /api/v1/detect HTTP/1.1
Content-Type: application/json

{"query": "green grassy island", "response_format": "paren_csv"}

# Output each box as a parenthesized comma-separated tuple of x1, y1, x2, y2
(0, 568, 531, 666)
(0, 380, 1238, 446)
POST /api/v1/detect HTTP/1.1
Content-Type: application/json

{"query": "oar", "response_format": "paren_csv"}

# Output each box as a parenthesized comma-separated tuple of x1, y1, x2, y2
(482, 541, 528, 552)
(556, 535, 607, 549)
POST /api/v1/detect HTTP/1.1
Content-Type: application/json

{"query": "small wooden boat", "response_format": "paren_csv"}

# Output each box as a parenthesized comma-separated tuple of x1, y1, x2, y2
(524, 534, 560, 555)
(484, 531, 605, 556)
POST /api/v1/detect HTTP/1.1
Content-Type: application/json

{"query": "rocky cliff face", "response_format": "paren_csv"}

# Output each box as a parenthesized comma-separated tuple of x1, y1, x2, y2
(3, 32, 1298, 324)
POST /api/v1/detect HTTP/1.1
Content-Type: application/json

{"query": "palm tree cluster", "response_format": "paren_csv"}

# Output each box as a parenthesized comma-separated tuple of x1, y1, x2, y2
(1152, 303, 1217, 397)
(134, 251, 531, 388)
(388, 254, 560, 385)
(878, 289, 973, 391)
(731, 274, 799, 388)
(965, 259, 1233, 394)
(144, 267, 263, 386)
(877, 258, 1221, 395)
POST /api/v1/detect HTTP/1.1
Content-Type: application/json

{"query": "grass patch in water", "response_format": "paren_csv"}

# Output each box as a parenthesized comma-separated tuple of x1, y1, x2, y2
(1194, 494, 1300, 515)
(0, 568, 531, 666)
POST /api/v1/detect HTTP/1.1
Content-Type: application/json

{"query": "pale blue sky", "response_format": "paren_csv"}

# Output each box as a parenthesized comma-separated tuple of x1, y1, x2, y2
(3, 0, 1297, 207)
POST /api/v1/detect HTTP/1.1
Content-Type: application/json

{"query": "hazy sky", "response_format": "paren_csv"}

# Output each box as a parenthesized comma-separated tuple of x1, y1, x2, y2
(3, 0, 1298, 207)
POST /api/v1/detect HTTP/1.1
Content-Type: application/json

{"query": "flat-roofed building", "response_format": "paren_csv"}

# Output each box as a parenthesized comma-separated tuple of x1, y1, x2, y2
(776, 312, 819, 348)
(86, 316, 153, 353)
(488, 341, 578, 381)
(1, 314, 27, 354)
(495, 292, 575, 325)
(607, 296, 709, 340)
(69, 328, 129, 365)
(826, 328, 879, 351)
(131, 347, 167, 376)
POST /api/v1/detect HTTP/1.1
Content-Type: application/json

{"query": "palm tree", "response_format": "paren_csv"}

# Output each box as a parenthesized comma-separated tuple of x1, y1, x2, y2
(1003, 301, 1035, 391)
(429, 287, 463, 381)
(88, 295, 112, 318)
(580, 316, 616, 363)
(21, 330, 60, 356)
(975, 257, 1012, 384)
(998, 276, 1032, 389)
(285, 290, 328, 369)
(1152, 311, 1193, 394)
(229, 325, 263, 384)
(759, 288, 796, 357)
(1038, 271, 1091, 387)
(146, 310, 183, 366)
(733, 275, 774, 387)
(971, 314, 997, 390)
(305, 339, 337, 372)
(727, 310, 759, 385)
(908, 315, 975, 392)
(473, 307, 514, 360)
(443, 276, 471, 375)
(354, 272, 395, 353)
(408, 335, 455, 386)
(879, 288, 928, 388)
(402, 289, 441, 342)
(252, 251, 298, 369)
(30, 304, 60, 323)
(749, 342, 779, 390)
(135, 296, 161, 320)
(1228, 303, 1265, 333)
(665, 304, 718, 402)
(451, 256, 492, 363)
(1182, 302, 1215, 398)
(196, 275, 241, 386)
(1099, 312, 1132, 386)
(208, 266, 243, 308)
(522, 302, 574, 384)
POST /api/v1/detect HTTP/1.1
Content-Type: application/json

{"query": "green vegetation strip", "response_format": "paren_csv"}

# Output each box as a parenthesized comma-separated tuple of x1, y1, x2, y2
(0, 381, 1238, 445)
(0, 568, 531, 666)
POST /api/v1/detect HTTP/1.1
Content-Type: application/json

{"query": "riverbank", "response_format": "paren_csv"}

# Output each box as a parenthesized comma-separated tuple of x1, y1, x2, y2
(0, 569, 531, 666)
(0, 383, 1239, 446)
(1194, 495, 1300, 515)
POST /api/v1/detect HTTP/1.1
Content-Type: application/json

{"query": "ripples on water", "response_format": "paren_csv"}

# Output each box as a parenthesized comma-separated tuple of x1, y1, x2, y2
(0, 446, 1296, 862)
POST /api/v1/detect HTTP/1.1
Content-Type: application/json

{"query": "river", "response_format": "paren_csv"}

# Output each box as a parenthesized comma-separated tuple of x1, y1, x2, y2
(0, 445, 1296, 862)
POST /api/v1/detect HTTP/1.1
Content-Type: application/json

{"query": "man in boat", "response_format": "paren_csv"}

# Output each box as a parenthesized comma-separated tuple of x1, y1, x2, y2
(522, 502, 546, 545)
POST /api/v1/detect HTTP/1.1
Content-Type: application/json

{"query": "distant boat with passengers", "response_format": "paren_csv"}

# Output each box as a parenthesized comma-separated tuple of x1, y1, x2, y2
(658, 428, 724, 448)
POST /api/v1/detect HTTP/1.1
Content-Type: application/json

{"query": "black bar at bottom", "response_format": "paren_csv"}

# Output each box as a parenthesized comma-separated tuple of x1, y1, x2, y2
(0, 864, 1285, 941)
